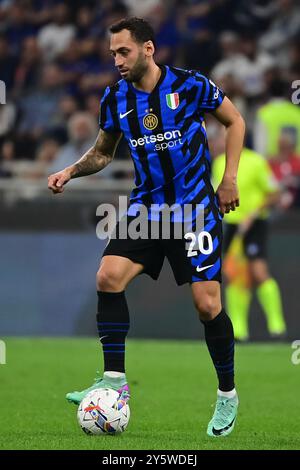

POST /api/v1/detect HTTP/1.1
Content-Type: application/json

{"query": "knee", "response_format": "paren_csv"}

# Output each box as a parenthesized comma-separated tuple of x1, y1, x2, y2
(96, 266, 124, 292)
(249, 261, 270, 286)
(194, 295, 221, 322)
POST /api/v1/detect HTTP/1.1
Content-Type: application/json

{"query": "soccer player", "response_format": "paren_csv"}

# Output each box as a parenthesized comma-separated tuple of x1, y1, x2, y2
(48, 17, 245, 437)
(213, 146, 287, 341)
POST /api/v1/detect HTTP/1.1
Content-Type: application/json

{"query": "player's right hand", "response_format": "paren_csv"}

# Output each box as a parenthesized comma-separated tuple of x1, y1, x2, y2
(48, 169, 72, 194)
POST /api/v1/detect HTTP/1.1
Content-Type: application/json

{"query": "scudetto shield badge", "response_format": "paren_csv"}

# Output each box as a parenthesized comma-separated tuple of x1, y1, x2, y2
(166, 92, 179, 109)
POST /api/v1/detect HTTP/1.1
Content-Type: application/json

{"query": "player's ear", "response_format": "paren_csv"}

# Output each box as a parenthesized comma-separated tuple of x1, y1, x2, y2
(144, 40, 154, 57)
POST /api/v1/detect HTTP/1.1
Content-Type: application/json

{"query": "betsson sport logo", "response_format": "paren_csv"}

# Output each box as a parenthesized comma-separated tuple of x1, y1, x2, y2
(130, 110, 183, 151)
(130, 129, 183, 151)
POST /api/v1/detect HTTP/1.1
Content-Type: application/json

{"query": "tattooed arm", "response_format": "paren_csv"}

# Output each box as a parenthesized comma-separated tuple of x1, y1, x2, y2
(48, 129, 122, 194)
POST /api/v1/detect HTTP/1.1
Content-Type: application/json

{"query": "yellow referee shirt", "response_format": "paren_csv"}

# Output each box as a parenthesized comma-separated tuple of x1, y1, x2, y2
(212, 148, 278, 224)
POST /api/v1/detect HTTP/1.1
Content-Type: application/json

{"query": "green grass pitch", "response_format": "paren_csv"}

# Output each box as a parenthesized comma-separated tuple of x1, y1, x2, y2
(0, 338, 299, 450)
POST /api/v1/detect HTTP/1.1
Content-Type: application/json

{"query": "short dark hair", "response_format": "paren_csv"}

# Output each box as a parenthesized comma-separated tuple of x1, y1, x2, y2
(109, 17, 156, 48)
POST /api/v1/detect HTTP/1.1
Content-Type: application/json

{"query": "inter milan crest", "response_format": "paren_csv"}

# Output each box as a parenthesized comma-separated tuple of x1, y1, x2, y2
(166, 92, 179, 110)
(143, 113, 158, 130)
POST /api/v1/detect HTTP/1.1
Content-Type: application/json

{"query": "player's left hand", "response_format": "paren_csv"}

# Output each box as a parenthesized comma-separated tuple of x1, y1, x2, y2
(216, 177, 239, 215)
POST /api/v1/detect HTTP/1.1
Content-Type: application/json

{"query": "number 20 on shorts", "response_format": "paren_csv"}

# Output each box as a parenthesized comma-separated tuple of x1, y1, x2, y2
(184, 231, 213, 257)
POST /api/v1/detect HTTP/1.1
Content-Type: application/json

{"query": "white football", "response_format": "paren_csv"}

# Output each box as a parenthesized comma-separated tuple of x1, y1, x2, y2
(77, 388, 130, 435)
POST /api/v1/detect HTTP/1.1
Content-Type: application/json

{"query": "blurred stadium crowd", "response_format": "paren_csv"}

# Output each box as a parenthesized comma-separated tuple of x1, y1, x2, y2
(0, 0, 300, 208)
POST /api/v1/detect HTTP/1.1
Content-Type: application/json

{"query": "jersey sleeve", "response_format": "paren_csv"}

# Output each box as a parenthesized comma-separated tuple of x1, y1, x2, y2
(99, 86, 120, 133)
(192, 72, 225, 112)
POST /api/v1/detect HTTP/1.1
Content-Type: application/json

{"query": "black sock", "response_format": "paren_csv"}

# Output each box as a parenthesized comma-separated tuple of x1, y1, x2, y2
(202, 309, 235, 392)
(97, 291, 130, 373)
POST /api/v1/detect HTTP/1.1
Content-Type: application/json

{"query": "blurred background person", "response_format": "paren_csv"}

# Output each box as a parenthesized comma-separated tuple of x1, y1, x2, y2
(48, 111, 97, 174)
(13, 36, 42, 99)
(253, 79, 300, 159)
(259, 0, 300, 71)
(37, 3, 75, 62)
(269, 129, 300, 209)
(212, 129, 287, 341)
(17, 63, 65, 158)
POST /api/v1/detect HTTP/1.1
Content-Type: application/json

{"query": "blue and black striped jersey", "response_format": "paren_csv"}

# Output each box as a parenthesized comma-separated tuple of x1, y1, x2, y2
(99, 65, 224, 220)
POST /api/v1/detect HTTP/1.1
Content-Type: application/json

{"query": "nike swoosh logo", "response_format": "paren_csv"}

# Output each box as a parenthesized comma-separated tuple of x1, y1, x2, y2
(212, 417, 236, 436)
(196, 264, 214, 273)
(99, 335, 108, 342)
(119, 109, 134, 119)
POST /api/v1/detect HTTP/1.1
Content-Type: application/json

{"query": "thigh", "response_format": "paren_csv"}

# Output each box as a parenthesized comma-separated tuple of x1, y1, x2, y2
(248, 258, 269, 284)
(99, 255, 144, 290)
(103, 232, 165, 282)
(163, 218, 223, 285)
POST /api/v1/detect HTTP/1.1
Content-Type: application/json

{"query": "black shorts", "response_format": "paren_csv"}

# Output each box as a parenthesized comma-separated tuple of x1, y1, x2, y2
(102, 217, 223, 285)
(223, 219, 268, 260)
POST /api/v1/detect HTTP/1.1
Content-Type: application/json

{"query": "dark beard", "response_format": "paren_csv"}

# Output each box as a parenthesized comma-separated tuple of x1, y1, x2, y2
(124, 55, 148, 83)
